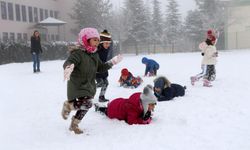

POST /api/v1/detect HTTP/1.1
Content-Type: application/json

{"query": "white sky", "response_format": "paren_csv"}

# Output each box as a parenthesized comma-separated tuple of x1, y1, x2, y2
(110, 0, 196, 18)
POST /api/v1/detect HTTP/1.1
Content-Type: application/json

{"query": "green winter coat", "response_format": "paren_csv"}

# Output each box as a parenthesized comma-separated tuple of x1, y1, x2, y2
(63, 48, 112, 100)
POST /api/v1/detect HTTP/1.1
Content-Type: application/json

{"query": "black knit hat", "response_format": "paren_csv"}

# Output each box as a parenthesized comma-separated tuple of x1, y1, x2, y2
(100, 29, 111, 43)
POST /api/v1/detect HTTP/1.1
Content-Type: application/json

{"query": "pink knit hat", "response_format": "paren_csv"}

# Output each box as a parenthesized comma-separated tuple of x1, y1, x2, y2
(77, 28, 100, 53)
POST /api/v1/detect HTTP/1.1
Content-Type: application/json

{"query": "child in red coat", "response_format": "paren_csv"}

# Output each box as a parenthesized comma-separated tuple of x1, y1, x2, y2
(94, 85, 157, 125)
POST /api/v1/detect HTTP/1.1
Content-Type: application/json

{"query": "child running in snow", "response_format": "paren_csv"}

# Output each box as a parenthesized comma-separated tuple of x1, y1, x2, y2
(190, 29, 218, 87)
(96, 29, 113, 102)
(94, 85, 157, 125)
(118, 68, 143, 88)
(141, 57, 159, 76)
(61, 28, 122, 134)
(153, 76, 186, 101)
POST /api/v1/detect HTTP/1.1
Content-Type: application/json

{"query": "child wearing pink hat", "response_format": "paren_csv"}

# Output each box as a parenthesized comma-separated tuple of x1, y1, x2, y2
(61, 28, 123, 134)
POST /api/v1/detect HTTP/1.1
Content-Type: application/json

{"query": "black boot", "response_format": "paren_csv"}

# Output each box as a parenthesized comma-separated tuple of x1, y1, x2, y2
(98, 95, 109, 102)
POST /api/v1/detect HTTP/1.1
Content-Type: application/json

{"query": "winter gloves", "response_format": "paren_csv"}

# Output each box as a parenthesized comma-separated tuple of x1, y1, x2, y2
(109, 54, 123, 65)
(64, 64, 74, 81)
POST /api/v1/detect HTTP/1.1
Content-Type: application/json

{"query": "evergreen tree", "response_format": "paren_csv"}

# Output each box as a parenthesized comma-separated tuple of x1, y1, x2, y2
(70, 0, 112, 34)
(184, 10, 204, 49)
(123, 0, 148, 55)
(164, 0, 182, 52)
(194, 0, 225, 31)
(152, 0, 163, 53)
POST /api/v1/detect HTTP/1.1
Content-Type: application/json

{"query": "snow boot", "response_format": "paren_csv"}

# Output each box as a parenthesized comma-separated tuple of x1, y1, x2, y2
(69, 116, 83, 134)
(61, 100, 75, 120)
(98, 95, 109, 102)
(203, 79, 212, 87)
(190, 76, 198, 85)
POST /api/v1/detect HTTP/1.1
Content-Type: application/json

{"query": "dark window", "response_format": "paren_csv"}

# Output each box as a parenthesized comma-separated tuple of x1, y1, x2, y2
(34, 7, 38, 22)
(54, 11, 58, 19)
(9, 32, 15, 42)
(3, 32, 8, 42)
(39, 8, 44, 21)
(56, 34, 59, 41)
(1, 1, 7, 20)
(15, 4, 21, 21)
(7, 3, 14, 20)
(17, 33, 22, 42)
(44, 9, 48, 18)
(51, 34, 55, 41)
(49, 10, 53, 17)
(28, 6, 33, 22)
(21, 5, 27, 22)
(23, 33, 28, 41)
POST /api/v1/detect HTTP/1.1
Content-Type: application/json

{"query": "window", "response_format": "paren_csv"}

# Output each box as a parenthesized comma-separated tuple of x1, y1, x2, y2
(50, 10, 53, 17)
(9, 32, 15, 42)
(1, 1, 7, 20)
(21, 5, 27, 22)
(51, 34, 55, 41)
(23, 33, 28, 41)
(34, 7, 38, 22)
(3, 32, 8, 42)
(39, 8, 44, 21)
(56, 34, 59, 41)
(54, 11, 58, 19)
(44, 9, 48, 19)
(17, 33, 22, 42)
(28, 6, 33, 22)
(7, 3, 14, 20)
(15, 4, 21, 21)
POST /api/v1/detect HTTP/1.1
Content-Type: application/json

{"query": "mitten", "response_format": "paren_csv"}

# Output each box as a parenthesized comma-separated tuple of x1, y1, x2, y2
(64, 64, 74, 81)
(143, 117, 152, 124)
(109, 54, 123, 65)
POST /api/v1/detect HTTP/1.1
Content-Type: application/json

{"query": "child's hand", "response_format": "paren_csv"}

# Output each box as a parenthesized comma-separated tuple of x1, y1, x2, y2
(64, 64, 74, 81)
(110, 54, 123, 65)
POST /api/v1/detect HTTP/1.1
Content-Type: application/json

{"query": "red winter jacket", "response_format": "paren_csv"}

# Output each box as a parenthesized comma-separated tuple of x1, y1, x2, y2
(107, 93, 147, 125)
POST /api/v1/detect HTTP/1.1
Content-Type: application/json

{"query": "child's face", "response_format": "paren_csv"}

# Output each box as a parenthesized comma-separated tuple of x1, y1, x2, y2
(121, 75, 128, 80)
(148, 103, 156, 111)
(89, 37, 100, 47)
(154, 87, 161, 93)
(35, 31, 39, 37)
(102, 42, 111, 49)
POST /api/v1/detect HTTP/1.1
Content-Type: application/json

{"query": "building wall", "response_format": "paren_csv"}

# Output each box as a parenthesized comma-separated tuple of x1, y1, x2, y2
(226, 2, 250, 49)
(0, 0, 77, 42)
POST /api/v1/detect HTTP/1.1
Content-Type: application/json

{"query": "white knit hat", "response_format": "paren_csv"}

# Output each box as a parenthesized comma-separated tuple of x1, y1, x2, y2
(140, 85, 157, 115)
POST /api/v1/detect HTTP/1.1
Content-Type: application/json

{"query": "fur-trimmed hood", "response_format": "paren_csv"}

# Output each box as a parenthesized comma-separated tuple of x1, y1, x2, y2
(153, 76, 171, 89)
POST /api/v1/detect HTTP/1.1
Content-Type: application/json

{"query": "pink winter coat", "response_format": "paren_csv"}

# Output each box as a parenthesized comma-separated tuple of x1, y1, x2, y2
(107, 93, 147, 125)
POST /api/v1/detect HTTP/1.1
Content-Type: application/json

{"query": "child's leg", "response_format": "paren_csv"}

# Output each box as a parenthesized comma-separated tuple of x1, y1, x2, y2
(191, 65, 207, 85)
(196, 65, 207, 80)
(70, 97, 93, 134)
(94, 103, 108, 115)
(99, 78, 109, 102)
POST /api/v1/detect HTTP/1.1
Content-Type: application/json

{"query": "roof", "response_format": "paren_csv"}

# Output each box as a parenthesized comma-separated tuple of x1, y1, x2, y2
(38, 17, 67, 26)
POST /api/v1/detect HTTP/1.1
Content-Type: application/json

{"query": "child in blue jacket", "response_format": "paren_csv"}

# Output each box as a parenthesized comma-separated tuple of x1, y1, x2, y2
(141, 57, 159, 76)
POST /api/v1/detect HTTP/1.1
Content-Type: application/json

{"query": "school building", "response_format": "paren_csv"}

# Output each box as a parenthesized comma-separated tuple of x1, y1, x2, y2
(0, 0, 77, 42)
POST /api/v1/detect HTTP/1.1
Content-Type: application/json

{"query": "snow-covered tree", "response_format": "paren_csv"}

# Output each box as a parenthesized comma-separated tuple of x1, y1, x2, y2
(152, 0, 163, 53)
(194, 0, 226, 31)
(184, 10, 204, 49)
(123, 0, 149, 55)
(70, 0, 112, 34)
(164, 0, 182, 52)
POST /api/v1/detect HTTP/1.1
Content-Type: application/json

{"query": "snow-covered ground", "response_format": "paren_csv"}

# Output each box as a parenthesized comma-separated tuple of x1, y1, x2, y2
(1, 50, 250, 150)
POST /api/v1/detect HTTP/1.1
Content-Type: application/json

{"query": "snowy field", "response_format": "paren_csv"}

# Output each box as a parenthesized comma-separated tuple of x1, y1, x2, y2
(1, 50, 250, 150)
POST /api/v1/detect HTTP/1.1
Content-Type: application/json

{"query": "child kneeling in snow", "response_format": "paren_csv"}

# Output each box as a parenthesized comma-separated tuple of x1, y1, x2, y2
(118, 68, 142, 88)
(94, 85, 157, 125)
(153, 76, 186, 101)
